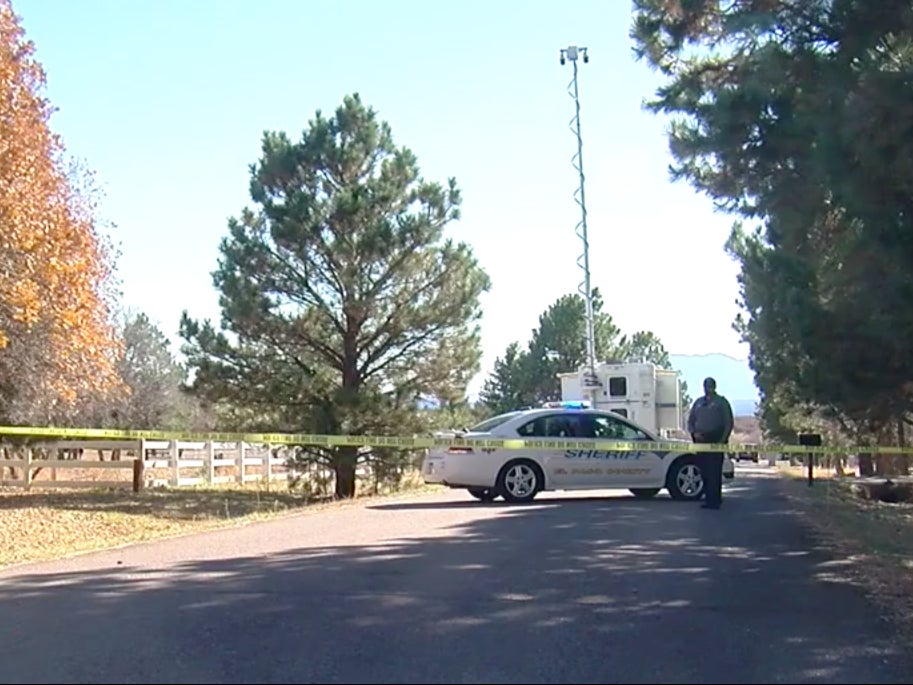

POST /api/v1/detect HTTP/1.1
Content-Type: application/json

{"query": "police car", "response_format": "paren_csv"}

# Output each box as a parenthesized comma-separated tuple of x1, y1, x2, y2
(422, 401, 735, 503)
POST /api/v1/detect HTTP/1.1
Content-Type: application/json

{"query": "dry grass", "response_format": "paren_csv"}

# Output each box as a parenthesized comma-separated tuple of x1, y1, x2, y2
(732, 416, 761, 443)
(0, 478, 441, 569)
(778, 472, 913, 639)
(777, 463, 845, 480)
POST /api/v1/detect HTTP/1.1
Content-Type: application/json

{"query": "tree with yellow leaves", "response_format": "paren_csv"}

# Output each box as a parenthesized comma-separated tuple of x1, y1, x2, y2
(0, 0, 123, 424)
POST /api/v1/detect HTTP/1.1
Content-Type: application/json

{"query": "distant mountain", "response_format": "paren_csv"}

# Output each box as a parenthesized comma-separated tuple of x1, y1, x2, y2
(670, 353, 760, 417)
(729, 398, 760, 418)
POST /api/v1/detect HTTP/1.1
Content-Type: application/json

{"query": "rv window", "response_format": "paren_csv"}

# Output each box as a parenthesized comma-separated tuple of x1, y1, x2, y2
(608, 377, 627, 397)
(612, 408, 628, 418)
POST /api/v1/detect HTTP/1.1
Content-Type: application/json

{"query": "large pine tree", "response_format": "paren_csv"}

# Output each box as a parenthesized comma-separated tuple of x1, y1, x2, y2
(181, 94, 490, 497)
(631, 1, 913, 468)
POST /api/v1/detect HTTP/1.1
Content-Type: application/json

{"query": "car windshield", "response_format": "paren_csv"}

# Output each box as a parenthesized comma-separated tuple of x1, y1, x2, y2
(469, 411, 523, 433)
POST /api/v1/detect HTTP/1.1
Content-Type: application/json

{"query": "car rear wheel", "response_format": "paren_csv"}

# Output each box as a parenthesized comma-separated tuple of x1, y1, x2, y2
(467, 487, 497, 502)
(497, 459, 542, 503)
(667, 457, 704, 501)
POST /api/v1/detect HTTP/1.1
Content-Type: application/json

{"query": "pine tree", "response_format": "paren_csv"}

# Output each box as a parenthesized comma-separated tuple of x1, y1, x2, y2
(181, 94, 490, 497)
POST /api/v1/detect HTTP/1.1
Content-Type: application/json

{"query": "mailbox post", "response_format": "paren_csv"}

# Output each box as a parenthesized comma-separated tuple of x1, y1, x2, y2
(798, 433, 823, 486)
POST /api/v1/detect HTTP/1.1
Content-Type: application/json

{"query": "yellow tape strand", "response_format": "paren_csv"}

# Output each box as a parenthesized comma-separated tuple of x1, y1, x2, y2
(0, 425, 908, 455)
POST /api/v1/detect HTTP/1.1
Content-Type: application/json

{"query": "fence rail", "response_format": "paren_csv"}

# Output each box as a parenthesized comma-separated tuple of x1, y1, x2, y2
(0, 437, 422, 495)
(0, 438, 295, 492)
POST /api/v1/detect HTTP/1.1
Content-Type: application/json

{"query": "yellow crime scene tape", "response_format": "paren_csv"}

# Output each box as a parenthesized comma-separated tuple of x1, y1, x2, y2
(0, 425, 909, 455)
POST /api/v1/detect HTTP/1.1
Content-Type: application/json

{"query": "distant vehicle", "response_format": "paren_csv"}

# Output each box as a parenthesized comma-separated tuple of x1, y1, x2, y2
(557, 361, 683, 437)
(422, 402, 735, 504)
(736, 451, 759, 463)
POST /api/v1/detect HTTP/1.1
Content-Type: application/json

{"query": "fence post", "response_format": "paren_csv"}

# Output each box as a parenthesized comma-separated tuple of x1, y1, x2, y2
(237, 442, 246, 484)
(50, 442, 58, 482)
(264, 443, 272, 483)
(132, 457, 145, 493)
(207, 441, 215, 484)
(24, 448, 32, 491)
(171, 440, 180, 487)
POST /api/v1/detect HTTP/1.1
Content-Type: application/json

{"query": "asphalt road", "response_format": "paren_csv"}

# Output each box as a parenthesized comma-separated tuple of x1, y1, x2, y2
(1, 466, 910, 684)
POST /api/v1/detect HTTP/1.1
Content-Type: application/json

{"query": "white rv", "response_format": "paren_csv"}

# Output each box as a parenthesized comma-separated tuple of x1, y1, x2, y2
(557, 362, 684, 437)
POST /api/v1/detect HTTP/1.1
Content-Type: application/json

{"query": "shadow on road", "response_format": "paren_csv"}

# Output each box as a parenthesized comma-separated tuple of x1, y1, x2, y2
(0, 476, 909, 684)
(368, 492, 687, 510)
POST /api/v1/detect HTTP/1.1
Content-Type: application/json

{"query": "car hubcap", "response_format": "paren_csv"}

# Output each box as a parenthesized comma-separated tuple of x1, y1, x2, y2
(505, 464, 537, 497)
(677, 464, 704, 496)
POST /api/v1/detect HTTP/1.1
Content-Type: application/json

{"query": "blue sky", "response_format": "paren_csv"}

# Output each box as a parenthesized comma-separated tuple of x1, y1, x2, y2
(15, 0, 749, 397)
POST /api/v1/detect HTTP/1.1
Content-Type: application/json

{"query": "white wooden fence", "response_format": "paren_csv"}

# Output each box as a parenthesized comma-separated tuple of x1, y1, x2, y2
(142, 439, 292, 487)
(0, 438, 420, 494)
(0, 438, 294, 492)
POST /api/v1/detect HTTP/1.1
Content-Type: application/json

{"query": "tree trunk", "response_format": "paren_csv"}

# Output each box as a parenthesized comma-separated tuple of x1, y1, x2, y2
(858, 453, 875, 477)
(334, 317, 362, 500)
(334, 446, 358, 499)
(875, 454, 887, 476)
(872, 421, 901, 477)
(897, 417, 909, 476)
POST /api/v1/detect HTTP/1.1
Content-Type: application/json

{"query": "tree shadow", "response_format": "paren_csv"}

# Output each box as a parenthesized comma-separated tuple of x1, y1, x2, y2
(369, 492, 687, 511)
(0, 476, 909, 684)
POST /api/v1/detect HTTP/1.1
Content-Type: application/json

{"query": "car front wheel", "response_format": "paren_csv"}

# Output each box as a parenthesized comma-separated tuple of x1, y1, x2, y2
(667, 457, 705, 501)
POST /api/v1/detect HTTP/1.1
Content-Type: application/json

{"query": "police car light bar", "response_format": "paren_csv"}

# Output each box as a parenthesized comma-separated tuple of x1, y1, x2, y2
(542, 400, 591, 409)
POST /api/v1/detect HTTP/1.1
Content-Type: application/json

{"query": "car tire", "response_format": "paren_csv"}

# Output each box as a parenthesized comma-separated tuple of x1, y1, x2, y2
(630, 488, 661, 499)
(496, 459, 542, 503)
(666, 457, 705, 501)
(467, 487, 497, 502)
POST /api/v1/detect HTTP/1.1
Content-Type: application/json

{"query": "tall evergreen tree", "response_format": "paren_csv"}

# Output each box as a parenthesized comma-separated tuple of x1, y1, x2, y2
(631, 0, 913, 467)
(181, 94, 491, 497)
(479, 342, 528, 415)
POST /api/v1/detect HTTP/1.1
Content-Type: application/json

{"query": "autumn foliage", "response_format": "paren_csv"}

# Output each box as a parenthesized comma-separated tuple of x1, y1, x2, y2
(0, 0, 123, 423)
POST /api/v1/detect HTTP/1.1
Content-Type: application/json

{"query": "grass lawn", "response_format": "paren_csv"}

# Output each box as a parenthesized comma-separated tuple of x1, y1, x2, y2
(0, 479, 440, 569)
(778, 467, 913, 639)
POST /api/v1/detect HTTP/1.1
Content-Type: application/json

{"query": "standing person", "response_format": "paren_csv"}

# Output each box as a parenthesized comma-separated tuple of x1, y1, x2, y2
(686, 377, 734, 509)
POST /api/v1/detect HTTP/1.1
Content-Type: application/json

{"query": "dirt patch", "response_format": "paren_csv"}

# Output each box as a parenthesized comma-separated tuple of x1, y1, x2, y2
(0, 480, 442, 569)
(778, 473, 913, 641)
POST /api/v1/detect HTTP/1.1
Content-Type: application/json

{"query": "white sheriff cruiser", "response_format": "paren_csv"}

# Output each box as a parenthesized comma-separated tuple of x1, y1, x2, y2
(422, 401, 735, 503)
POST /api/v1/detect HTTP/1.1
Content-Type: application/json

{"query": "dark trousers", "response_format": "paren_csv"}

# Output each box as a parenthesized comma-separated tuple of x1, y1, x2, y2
(694, 432, 724, 507)
(699, 452, 724, 507)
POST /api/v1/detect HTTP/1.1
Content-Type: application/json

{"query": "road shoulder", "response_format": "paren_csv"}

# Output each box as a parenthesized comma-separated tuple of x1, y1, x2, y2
(778, 473, 913, 644)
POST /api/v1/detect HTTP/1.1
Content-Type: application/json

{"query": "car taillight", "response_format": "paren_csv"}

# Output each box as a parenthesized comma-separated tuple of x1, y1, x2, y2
(448, 447, 474, 454)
